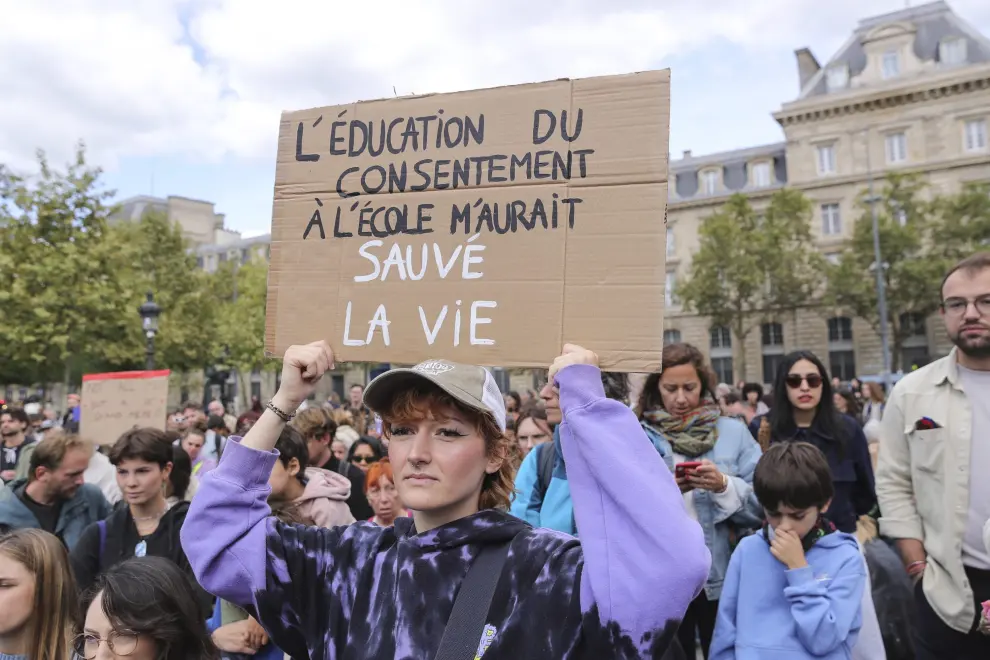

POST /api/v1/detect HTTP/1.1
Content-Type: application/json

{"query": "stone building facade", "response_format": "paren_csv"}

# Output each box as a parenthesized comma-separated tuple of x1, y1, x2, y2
(111, 195, 243, 248)
(665, 0, 990, 384)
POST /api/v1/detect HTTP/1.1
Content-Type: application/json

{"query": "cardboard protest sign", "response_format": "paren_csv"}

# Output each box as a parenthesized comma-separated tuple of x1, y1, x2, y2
(80, 370, 169, 445)
(265, 69, 670, 371)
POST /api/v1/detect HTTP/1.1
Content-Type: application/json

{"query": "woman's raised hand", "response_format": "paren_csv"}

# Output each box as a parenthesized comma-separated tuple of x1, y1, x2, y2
(549, 344, 599, 383)
(275, 341, 335, 411)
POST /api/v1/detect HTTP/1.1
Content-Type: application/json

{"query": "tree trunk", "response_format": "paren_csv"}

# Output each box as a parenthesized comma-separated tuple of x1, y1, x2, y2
(732, 318, 750, 383)
(239, 370, 252, 414)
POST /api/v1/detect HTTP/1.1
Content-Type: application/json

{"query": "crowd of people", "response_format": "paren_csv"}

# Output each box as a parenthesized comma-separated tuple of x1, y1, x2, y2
(0, 252, 987, 659)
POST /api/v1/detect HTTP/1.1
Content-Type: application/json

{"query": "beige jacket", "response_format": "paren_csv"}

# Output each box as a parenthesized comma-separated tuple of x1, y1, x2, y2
(876, 348, 978, 633)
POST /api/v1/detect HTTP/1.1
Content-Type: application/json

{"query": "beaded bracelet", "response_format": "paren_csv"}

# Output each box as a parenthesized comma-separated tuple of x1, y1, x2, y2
(266, 400, 295, 422)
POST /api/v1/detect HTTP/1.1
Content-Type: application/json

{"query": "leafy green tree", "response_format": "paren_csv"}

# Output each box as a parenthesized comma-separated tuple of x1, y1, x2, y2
(677, 189, 824, 377)
(929, 181, 990, 262)
(213, 258, 279, 408)
(0, 145, 133, 386)
(105, 211, 220, 373)
(827, 174, 990, 371)
(824, 174, 947, 372)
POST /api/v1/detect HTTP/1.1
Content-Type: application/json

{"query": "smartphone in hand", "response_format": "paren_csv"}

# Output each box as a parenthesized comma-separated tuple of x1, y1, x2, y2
(674, 461, 702, 479)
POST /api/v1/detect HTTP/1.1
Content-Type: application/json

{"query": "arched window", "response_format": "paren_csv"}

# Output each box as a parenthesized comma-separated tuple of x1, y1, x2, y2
(709, 326, 733, 384)
(827, 317, 855, 382)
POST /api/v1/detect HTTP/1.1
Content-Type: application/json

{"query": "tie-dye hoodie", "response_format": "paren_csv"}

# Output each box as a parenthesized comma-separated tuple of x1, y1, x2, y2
(182, 364, 710, 659)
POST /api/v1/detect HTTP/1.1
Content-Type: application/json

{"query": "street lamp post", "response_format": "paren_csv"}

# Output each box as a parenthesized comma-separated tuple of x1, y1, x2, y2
(203, 345, 233, 411)
(138, 292, 161, 370)
(864, 131, 894, 394)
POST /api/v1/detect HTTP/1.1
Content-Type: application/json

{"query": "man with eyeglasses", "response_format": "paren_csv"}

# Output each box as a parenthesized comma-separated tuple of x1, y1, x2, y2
(877, 252, 990, 659)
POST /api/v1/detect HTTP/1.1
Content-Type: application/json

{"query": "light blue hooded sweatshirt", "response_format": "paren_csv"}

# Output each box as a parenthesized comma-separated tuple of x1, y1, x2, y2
(710, 528, 865, 660)
(510, 426, 668, 535)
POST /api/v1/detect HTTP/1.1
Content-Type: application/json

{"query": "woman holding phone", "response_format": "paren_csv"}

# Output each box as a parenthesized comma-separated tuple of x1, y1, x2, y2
(637, 343, 763, 660)
(182, 341, 709, 659)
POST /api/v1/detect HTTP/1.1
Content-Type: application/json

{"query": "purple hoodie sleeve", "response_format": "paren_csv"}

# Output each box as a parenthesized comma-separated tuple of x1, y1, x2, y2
(556, 364, 710, 646)
(180, 438, 344, 608)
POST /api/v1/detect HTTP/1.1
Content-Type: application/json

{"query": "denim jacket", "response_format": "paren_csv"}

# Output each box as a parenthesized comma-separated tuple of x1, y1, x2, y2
(642, 416, 763, 600)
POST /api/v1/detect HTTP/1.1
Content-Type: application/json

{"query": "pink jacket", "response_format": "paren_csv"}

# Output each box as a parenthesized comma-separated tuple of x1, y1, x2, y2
(293, 467, 355, 528)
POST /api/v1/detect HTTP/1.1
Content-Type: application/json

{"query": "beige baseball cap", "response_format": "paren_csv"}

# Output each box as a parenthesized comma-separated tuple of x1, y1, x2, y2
(362, 359, 507, 431)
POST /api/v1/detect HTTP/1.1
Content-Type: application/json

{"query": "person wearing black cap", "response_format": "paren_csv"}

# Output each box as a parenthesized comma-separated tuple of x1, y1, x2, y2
(182, 341, 709, 659)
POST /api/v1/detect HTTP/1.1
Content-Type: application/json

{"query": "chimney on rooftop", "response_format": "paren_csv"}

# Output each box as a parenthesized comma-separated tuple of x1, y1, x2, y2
(795, 48, 821, 92)
(682, 150, 692, 159)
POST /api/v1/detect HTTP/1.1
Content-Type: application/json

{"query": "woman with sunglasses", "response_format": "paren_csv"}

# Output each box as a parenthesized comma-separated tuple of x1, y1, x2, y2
(749, 350, 876, 534)
(78, 556, 219, 660)
(347, 436, 383, 473)
(182, 341, 709, 659)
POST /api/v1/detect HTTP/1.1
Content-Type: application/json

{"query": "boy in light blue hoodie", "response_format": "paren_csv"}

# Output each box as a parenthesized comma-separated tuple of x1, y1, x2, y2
(710, 441, 865, 660)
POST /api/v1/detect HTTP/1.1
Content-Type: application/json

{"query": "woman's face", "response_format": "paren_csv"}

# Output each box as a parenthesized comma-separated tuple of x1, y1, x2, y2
(181, 433, 205, 462)
(785, 359, 824, 412)
(115, 459, 169, 507)
(503, 394, 518, 415)
(833, 392, 848, 413)
(331, 440, 348, 462)
(350, 444, 379, 473)
(368, 474, 401, 524)
(516, 417, 550, 456)
(0, 553, 33, 640)
(268, 457, 300, 502)
(746, 390, 759, 405)
(82, 594, 157, 660)
(658, 364, 703, 415)
(387, 403, 499, 517)
(860, 383, 871, 399)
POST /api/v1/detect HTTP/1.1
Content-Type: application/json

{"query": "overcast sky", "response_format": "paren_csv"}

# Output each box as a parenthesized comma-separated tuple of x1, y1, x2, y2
(2, 0, 988, 236)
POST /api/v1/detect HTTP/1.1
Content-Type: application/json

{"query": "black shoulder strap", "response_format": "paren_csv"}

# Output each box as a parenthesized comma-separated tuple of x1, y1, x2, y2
(535, 441, 555, 504)
(433, 539, 513, 660)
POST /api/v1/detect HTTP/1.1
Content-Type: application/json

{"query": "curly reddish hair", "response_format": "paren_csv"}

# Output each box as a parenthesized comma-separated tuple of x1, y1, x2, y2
(364, 458, 396, 494)
(379, 383, 515, 511)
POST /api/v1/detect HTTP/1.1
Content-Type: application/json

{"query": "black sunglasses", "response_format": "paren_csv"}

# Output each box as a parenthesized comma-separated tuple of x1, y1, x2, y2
(785, 374, 823, 389)
(351, 455, 379, 465)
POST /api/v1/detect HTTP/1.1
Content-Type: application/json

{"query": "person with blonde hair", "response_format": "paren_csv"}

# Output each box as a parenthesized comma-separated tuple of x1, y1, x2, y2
(182, 342, 709, 658)
(333, 424, 360, 460)
(0, 528, 78, 660)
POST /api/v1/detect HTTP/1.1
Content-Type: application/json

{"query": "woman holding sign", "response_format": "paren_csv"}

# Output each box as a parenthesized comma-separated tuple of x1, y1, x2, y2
(182, 341, 709, 659)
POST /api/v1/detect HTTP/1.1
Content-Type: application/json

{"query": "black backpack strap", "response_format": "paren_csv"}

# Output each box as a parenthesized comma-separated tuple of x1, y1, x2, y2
(433, 538, 514, 660)
(535, 441, 556, 505)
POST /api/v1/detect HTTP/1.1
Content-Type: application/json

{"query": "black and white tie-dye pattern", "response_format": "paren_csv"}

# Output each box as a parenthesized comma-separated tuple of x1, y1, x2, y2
(183, 364, 710, 659)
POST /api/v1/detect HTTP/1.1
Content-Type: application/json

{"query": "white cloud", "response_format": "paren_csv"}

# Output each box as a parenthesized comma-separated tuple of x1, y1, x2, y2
(2, 0, 989, 172)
